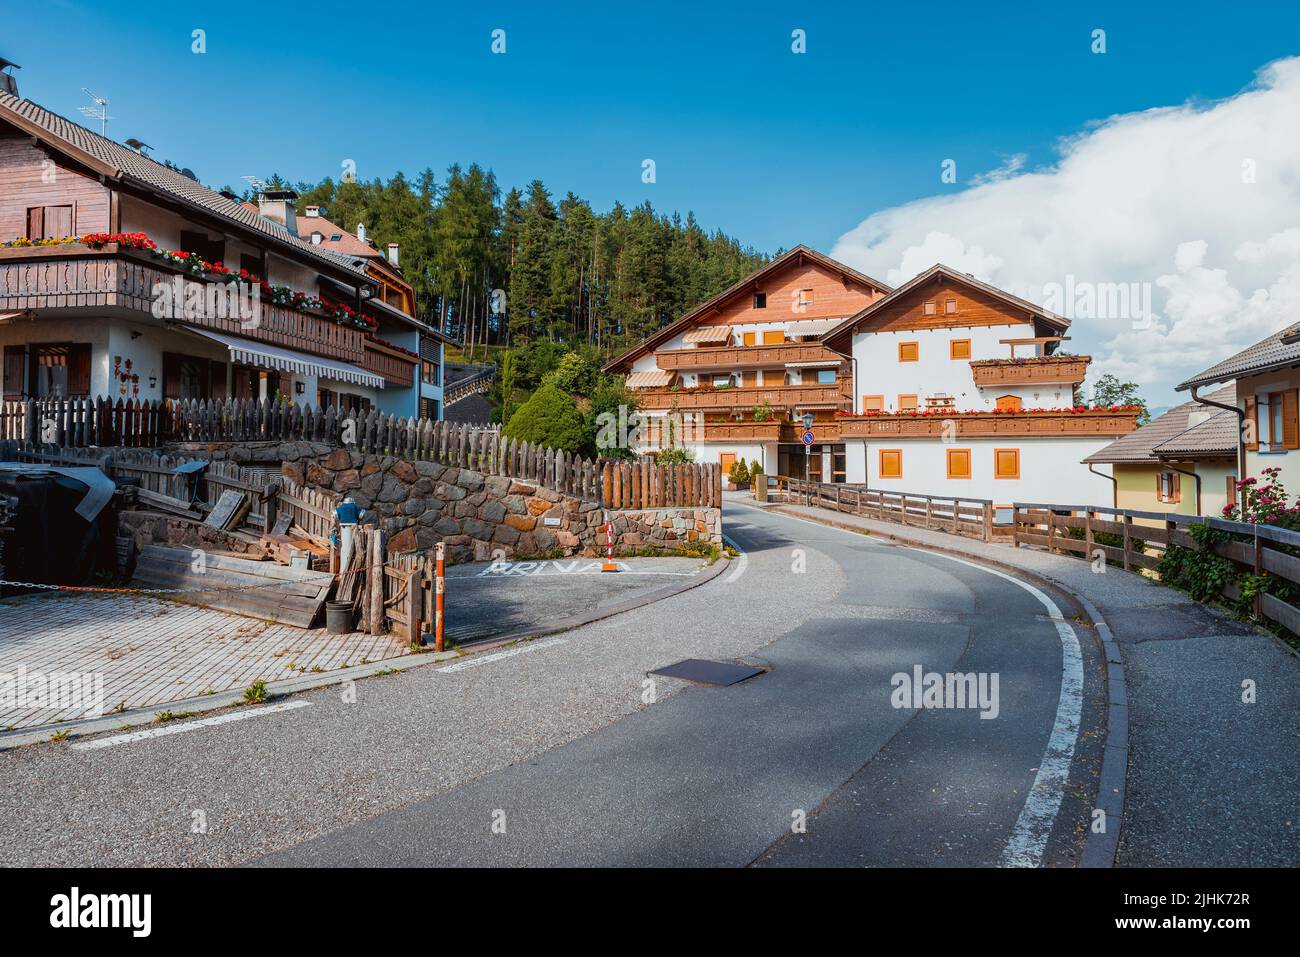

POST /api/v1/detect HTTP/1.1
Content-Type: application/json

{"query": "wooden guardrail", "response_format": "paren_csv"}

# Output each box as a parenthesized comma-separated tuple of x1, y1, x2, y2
(780, 478, 996, 541)
(1012, 503, 1300, 634)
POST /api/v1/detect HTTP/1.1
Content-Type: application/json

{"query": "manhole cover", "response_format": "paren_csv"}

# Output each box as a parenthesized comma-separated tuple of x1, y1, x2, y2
(649, 659, 764, 687)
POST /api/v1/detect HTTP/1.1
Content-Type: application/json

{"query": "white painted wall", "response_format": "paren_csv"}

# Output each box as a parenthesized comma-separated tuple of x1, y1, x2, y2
(1239, 367, 1300, 490)
(849, 324, 1077, 413)
(844, 436, 1118, 506)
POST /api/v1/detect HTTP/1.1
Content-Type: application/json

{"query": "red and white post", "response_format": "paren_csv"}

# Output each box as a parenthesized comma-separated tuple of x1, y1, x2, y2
(434, 541, 446, 651)
(601, 515, 619, 572)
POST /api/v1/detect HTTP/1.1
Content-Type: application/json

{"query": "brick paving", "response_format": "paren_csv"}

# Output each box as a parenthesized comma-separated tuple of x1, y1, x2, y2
(0, 592, 409, 730)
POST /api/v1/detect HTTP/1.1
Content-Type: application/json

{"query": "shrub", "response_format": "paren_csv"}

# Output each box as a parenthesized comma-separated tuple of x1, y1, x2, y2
(728, 459, 750, 486)
(752, 400, 774, 422)
(653, 446, 696, 465)
(503, 382, 588, 453)
(749, 459, 762, 477)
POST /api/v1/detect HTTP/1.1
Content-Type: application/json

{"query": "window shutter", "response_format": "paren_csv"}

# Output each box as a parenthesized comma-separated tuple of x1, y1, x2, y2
(3, 345, 26, 400)
(162, 352, 182, 399)
(46, 205, 73, 239)
(1283, 389, 1299, 449)
(26, 206, 44, 240)
(67, 344, 91, 396)
(1244, 395, 1259, 450)
(1172, 472, 1181, 503)
(1156, 473, 1163, 496)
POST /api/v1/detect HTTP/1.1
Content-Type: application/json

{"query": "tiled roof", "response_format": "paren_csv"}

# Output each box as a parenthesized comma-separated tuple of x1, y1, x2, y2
(298, 212, 377, 258)
(1084, 385, 1237, 463)
(0, 93, 371, 281)
(1177, 324, 1300, 390)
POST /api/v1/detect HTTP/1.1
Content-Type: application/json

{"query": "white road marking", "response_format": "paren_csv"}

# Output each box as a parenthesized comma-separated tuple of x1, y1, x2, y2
(70, 700, 311, 751)
(437, 637, 568, 673)
(721, 534, 748, 583)
(902, 548, 1085, 869)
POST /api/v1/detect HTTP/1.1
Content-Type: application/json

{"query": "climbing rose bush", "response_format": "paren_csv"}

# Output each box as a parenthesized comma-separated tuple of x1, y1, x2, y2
(1222, 467, 1300, 529)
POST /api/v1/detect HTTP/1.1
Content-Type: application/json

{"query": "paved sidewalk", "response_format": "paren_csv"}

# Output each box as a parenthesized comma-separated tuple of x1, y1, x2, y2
(766, 497, 1299, 868)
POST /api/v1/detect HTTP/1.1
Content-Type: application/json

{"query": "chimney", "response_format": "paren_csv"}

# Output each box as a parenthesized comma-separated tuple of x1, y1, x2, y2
(258, 189, 299, 236)
(387, 243, 399, 266)
(0, 58, 19, 97)
(356, 223, 367, 244)
(304, 205, 321, 218)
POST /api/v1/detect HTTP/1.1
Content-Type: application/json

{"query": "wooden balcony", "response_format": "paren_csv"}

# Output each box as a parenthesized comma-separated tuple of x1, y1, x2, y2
(361, 340, 418, 387)
(969, 357, 1090, 387)
(0, 244, 366, 364)
(839, 408, 1140, 439)
(635, 383, 849, 411)
(700, 421, 783, 441)
(655, 342, 845, 371)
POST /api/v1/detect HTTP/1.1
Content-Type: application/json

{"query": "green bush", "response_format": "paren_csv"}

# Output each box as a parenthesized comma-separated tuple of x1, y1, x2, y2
(653, 446, 696, 465)
(503, 382, 588, 453)
(749, 459, 762, 477)
(728, 459, 750, 486)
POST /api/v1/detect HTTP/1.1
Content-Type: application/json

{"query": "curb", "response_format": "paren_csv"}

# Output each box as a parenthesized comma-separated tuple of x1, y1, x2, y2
(765, 502, 1128, 869)
(0, 554, 729, 751)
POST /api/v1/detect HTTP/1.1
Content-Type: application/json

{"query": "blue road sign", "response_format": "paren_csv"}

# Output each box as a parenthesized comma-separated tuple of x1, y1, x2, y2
(802, 430, 815, 446)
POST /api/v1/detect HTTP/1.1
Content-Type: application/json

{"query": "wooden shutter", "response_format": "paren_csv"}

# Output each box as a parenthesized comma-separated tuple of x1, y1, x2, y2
(67, 344, 91, 396)
(46, 205, 73, 239)
(209, 360, 228, 400)
(1172, 472, 1181, 503)
(1227, 475, 1237, 507)
(995, 448, 1020, 479)
(26, 206, 43, 240)
(879, 449, 902, 478)
(742, 332, 756, 346)
(1283, 389, 1299, 449)
(3, 345, 25, 399)
(1244, 394, 1259, 450)
(162, 352, 182, 399)
(1155, 473, 1163, 497)
(762, 330, 784, 345)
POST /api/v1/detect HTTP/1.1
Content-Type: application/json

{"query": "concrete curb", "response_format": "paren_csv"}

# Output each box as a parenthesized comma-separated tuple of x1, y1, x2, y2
(1, 554, 729, 751)
(766, 503, 1127, 869)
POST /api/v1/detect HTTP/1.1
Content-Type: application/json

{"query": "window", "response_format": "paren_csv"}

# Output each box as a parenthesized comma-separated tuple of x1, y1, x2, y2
(994, 448, 1020, 479)
(25, 205, 73, 241)
(164, 351, 228, 401)
(762, 330, 785, 345)
(741, 370, 758, 388)
(29, 343, 91, 398)
(946, 448, 971, 479)
(945, 298, 957, 315)
(923, 300, 937, 316)
(1259, 390, 1300, 450)
(879, 448, 902, 479)
(898, 341, 919, 362)
(240, 252, 264, 278)
(180, 230, 225, 266)
(421, 360, 441, 386)
(950, 339, 971, 359)
(898, 394, 918, 412)
(816, 369, 836, 385)
(862, 395, 884, 412)
(784, 370, 802, 386)
(419, 397, 441, 420)
(3, 345, 24, 400)
(1156, 471, 1181, 504)
(995, 395, 1022, 411)
(797, 288, 814, 309)
(742, 331, 756, 346)
(712, 374, 733, 388)
(753, 292, 767, 309)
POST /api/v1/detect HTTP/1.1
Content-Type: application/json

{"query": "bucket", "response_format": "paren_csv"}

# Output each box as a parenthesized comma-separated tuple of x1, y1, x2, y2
(325, 600, 354, 635)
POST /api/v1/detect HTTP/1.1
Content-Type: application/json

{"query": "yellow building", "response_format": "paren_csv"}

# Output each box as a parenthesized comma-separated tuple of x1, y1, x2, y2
(1084, 385, 1238, 518)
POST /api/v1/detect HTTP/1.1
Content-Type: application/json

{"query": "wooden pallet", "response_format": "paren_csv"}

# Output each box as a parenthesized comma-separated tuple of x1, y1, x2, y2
(131, 544, 334, 628)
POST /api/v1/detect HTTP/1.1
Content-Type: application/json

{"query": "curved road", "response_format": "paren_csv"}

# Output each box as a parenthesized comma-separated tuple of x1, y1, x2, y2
(0, 499, 1106, 867)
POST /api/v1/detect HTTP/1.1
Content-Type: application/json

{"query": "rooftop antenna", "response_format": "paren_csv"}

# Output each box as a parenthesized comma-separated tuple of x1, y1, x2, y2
(78, 88, 112, 135)
(241, 174, 267, 196)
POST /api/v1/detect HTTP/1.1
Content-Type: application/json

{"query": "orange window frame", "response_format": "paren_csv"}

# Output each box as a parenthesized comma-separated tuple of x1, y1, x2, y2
(950, 338, 971, 359)
(762, 330, 785, 345)
(946, 448, 971, 479)
(898, 394, 919, 412)
(994, 448, 1020, 479)
(922, 300, 936, 316)
(879, 448, 902, 479)
(862, 394, 884, 412)
(898, 341, 919, 362)
(742, 331, 756, 346)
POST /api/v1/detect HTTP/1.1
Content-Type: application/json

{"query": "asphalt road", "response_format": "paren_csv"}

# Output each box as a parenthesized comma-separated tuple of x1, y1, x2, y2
(0, 499, 1104, 866)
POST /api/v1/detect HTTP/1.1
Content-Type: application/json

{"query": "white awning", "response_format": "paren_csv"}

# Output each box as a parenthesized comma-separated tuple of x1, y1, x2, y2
(683, 325, 732, 344)
(187, 328, 385, 389)
(786, 318, 843, 336)
(625, 369, 674, 389)
(785, 360, 841, 369)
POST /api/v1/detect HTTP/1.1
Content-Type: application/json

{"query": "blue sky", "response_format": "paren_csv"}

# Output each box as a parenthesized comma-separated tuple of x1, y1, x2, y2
(7, 0, 1299, 254)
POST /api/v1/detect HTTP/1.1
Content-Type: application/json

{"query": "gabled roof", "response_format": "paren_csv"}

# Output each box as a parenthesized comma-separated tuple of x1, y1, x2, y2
(821, 263, 1070, 350)
(299, 211, 379, 259)
(1084, 385, 1237, 464)
(602, 245, 891, 372)
(0, 93, 372, 285)
(1176, 323, 1300, 391)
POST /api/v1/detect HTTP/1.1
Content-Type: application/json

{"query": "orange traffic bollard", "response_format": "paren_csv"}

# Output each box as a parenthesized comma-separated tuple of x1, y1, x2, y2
(435, 541, 446, 651)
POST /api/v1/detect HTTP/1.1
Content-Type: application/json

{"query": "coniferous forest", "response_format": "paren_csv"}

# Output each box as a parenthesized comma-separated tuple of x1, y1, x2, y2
(242, 166, 769, 359)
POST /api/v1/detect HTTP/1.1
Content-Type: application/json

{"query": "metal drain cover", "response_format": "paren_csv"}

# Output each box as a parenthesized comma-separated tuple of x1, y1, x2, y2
(649, 659, 764, 687)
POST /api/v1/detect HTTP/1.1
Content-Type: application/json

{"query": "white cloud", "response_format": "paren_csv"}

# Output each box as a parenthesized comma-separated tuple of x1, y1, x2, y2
(832, 57, 1300, 404)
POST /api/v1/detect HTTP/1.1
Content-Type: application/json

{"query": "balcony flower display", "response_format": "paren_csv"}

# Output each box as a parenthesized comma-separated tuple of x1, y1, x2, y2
(851, 404, 1141, 418)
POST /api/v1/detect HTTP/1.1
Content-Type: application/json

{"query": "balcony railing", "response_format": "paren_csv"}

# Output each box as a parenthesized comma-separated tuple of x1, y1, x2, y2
(697, 421, 783, 441)
(969, 357, 1090, 387)
(0, 245, 366, 365)
(635, 383, 848, 411)
(838, 409, 1140, 439)
(655, 343, 845, 371)
(360, 340, 417, 387)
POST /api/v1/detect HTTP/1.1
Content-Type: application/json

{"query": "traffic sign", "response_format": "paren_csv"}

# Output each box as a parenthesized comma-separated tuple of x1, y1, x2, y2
(802, 430, 815, 446)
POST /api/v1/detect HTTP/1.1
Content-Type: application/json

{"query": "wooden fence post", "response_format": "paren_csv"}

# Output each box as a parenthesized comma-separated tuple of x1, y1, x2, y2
(1122, 514, 1132, 571)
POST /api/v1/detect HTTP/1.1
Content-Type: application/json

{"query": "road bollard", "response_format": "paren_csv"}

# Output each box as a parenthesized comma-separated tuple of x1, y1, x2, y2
(435, 541, 446, 652)
(601, 518, 619, 572)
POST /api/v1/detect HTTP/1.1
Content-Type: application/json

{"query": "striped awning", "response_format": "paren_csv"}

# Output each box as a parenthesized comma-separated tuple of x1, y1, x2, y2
(625, 369, 674, 389)
(786, 318, 842, 336)
(187, 328, 385, 389)
(682, 325, 732, 344)
(785, 360, 841, 369)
